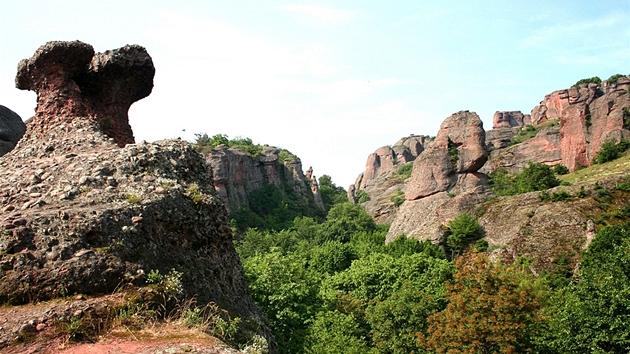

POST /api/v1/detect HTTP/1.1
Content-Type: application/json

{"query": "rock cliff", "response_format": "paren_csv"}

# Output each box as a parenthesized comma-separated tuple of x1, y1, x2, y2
(348, 135, 427, 223)
(484, 76, 630, 174)
(206, 145, 325, 215)
(0, 41, 273, 351)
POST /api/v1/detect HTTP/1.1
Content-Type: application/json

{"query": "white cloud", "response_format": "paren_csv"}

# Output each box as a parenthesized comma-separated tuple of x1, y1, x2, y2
(280, 5, 355, 24)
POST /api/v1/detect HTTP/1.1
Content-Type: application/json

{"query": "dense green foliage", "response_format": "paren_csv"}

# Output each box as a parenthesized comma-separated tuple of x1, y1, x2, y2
(235, 186, 630, 353)
(317, 174, 347, 210)
(489, 162, 561, 196)
(445, 213, 483, 254)
(593, 139, 630, 164)
(356, 190, 371, 204)
(553, 163, 569, 175)
(574, 76, 602, 87)
(607, 73, 626, 84)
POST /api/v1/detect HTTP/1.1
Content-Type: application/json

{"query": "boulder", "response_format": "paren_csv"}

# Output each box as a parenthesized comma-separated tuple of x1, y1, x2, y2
(0, 105, 26, 157)
(16, 41, 154, 147)
(405, 111, 488, 200)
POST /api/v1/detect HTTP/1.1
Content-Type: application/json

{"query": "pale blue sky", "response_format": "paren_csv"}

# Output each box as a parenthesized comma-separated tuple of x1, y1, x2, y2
(1, 1, 628, 187)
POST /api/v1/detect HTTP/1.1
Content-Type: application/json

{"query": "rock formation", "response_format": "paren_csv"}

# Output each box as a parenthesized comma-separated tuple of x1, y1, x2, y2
(484, 77, 630, 174)
(16, 41, 154, 147)
(405, 111, 488, 200)
(348, 135, 427, 223)
(385, 111, 491, 242)
(0, 41, 273, 350)
(492, 111, 531, 129)
(0, 105, 26, 157)
(206, 145, 324, 213)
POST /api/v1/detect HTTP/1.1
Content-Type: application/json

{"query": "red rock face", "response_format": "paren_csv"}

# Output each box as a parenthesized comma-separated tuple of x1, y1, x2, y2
(16, 41, 154, 147)
(360, 146, 396, 189)
(405, 111, 488, 201)
(492, 111, 531, 129)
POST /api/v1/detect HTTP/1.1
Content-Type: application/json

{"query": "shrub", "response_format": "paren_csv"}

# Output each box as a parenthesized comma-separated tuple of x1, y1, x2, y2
(447, 138, 458, 168)
(573, 76, 601, 87)
(390, 189, 405, 206)
(593, 139, 630, 164)
(392, 162, 413, 181)
(356, 190, 370, 204)
(553, 164, 569, 175)
(445, 213, 483, 253)
(511, 125, 539, 145)
(607, 73, 626, 84)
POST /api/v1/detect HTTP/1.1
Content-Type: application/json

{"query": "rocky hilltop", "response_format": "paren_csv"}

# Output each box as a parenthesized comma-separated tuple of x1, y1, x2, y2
(206, 145, 325, 214)
(0, 41, 273, 352)
(350, 75, 630, 271)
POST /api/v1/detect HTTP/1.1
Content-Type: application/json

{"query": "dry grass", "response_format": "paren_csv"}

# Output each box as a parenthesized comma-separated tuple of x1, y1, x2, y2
(559, 151, 630, 185)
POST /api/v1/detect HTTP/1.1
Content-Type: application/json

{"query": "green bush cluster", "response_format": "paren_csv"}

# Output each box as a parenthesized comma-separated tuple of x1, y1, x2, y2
(511, 125, 538, 145)
(236, 189, 630, 353)
(445, 213, 484, 254)
(193, 133, 264, 157)
(607, 73, 627, 84)
(593, 139, 630, 164)
(355, 190, 370, 204)
(391, 162, 413, 181)
(489, 162, 561, 196)
(573, 76, 602, 87)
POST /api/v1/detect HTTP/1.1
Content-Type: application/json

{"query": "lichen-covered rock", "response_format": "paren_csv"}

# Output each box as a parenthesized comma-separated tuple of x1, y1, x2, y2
(16, 41, 154, 147)
(0, 105, 26, 157)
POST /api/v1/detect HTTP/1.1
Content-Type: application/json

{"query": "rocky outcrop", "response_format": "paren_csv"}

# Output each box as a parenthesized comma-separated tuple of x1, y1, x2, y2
(1, 41, 273, 350)
(384, 111, 490, 242)
(16, 41, 154, 147)
(492, 111, 531, 129)
(482, 125, 562, 174)
(484, 78, 630, 174)
(347, 135, 428, 223)
(0, 105, 26, 157)
(206, 146, 323, 213)
(405, 111, 488, 200)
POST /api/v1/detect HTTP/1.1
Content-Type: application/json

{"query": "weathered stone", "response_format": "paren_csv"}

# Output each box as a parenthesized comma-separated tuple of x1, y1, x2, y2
(15, 41, 154, 147)
(406, 111, 487, 200)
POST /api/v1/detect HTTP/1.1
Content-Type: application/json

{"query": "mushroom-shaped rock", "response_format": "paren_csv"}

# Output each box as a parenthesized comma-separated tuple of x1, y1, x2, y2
(15, 41, 154, 147)
(0, 105, 26, 157)
(79, 45, 155, 146)
(16, 41, 94, 119)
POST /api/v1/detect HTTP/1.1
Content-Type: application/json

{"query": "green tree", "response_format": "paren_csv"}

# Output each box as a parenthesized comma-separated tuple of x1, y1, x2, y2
(420, 252, 546, 353)
(542, 222, 630, 352)
(318, 174, 348, 209)
(305, 310, 376, 354)
(445, 213, 484, 254)
(243, 249, 322, 354)
(515, 162, 561, 193)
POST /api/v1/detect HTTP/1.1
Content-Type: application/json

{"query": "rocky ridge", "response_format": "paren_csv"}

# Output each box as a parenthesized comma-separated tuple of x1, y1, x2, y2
(0, 41, 273, 352)
(351, 75, 630, 267)
(206, 145, 325, 214)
